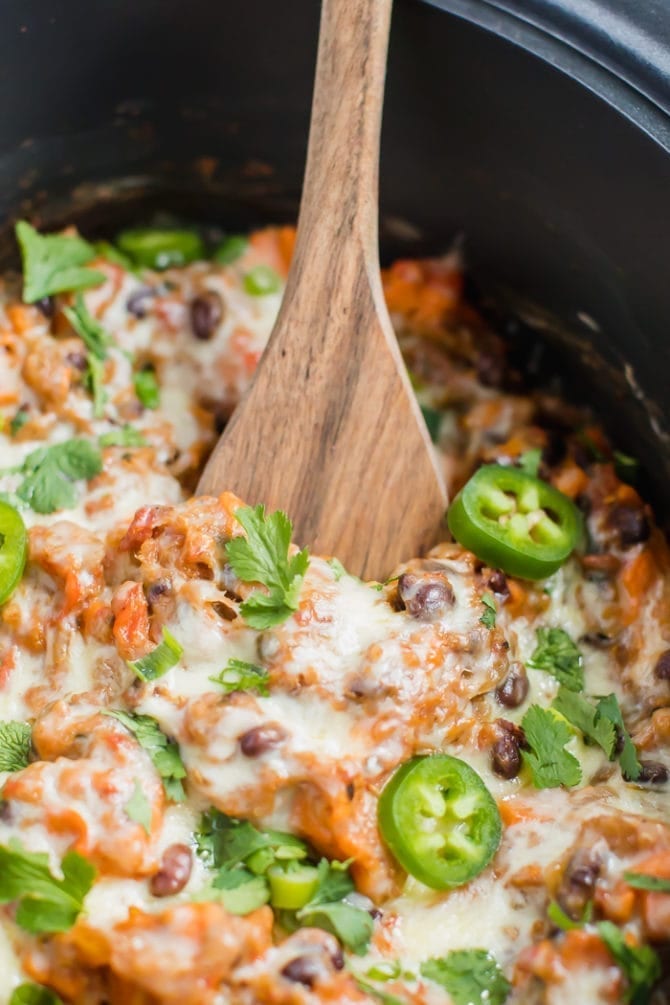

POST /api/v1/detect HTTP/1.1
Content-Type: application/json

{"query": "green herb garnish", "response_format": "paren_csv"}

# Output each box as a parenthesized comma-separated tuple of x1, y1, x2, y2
(127, 627, 183, 682)
(420, 949, 511, 1005)
(15, 439, 103, 514)
(0, 843, 95, 934)
(99, 425, 147, 448)
(133, 369, 160, 409)
(16, 221, 105, 303)
(0, 721, 32, 773)
(623, 872, 670, 893)
(209, 658, 270, 696)
(225, 505, 309, 629)
(597, 921, 660, 1005)
(213, 235, 248, 265)
(552, 687, 616, 758)
(10, 985, 63, 1005)
(519, 448, 542, 478)
(479, 592, 496, 629)
(521, 704, 582, 789)
(527, 627, 584, 692)
(243, 265, 281, 296)
(103, 709, 186, 802)
(124, 780, 152, 834)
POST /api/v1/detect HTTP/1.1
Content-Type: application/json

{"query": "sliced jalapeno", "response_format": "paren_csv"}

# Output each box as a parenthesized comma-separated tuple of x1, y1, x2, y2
(378, 754, 501, 890)
(115, 228, 205, 270)
(0, 502, 28, 605)
(267, 864, 320, 909)
(447, 464, 581, 580)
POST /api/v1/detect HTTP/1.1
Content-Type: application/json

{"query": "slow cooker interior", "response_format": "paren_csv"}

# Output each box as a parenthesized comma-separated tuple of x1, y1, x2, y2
(1, 0, 668, 509)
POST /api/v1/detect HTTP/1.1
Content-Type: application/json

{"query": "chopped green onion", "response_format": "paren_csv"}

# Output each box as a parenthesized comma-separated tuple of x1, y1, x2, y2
(116, 228, 205, 270)
(127, 627, 183, 682)
(243, 265, 281, 296)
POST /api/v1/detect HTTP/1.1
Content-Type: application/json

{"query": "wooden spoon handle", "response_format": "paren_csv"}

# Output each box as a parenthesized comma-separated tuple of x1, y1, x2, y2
(293, 0, 392, 267)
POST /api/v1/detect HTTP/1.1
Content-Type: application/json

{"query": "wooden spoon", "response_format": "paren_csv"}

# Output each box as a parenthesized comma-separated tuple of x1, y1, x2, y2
(198, 0, 447, 579)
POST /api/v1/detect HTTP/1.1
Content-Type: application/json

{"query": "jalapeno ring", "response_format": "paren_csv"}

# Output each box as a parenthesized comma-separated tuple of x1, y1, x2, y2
(0, 501, 28, 605)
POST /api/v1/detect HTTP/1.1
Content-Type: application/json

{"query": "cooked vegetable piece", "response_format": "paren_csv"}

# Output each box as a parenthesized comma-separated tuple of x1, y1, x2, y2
(421, 949, 511, 1005)
(0, 844, 95, 934)
(116, 228, 205, 270)
(127, 627, 183, 682)
(225, 505, 309, 629)
(521, 705, 582, 789)
(528, 628, 584, 692)
(0, 502, 28, 604)
(0, 721, 32, 772)
(16, 221, 105, 302)
(378, 754, 501, 890)
(447, 464, 581, 579)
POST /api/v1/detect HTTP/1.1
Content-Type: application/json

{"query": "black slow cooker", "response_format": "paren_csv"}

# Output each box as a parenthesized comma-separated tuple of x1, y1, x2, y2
(1, 0, 669, 500)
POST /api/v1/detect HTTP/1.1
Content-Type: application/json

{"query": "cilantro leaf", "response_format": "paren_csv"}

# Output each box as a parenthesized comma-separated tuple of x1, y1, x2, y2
(596, 694, 641, 781)
(519, 448, 542, 478)
(16, 439, 103, 514)
(10, 410, 29, 437)
(420, 949, 511, 1005)
(0, 721, 32, 772)
(308, 858, 355, 906)
(225, 505, 310, 629)
(624, 873, 670, 893)
(547, 898, 593, 931)
(10, 985, 63, 1005)
(527, 627, 584, 692)
(208, 869, 270, 914)
(297, 899, 373, 955)
(62, 293, 110, 360)
(195, 810, 307, 872)
(103, 709, 186, 801)
(133, 369, 160, 409)
(521, 704, 582, 789)
(0, 843, 95, 934)
(99, 425, 147, 448)
(127, 627, 183, 682)
(354, 980, 409, 1005)
(328, 557, 347, 581)
(16, 221, 105, 303)
(124, 780, 152, 834)
(552, 687, 616, 758)
(209, 658, 270, 696)
(597, 921, 661, 1005)
(480, 592, 496, 629)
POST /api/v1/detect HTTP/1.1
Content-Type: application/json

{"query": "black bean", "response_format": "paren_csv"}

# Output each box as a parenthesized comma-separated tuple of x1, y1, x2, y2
(239, 723, 286, 757)
(397, 572, 454, 621)
(190, 291, 224, 341)
(0, 801, 13, 822)
(637, 761, 669, 785)
(581, 632, 616, 649)
(487, 570, 509, 598)
(495, 663, 529, 709)
(35, 295, 54, 319)
(330, 947, 345, 971)
(491, 731, 521, 779)
(654, 650, 670, 681)
(608, 504, 650, 547)
(557, 850, 601, 920)
(66, 351, 88, 372)
(150, 843, 193, 897)
(127, 286, 156, 319)
(146, 581, 170, 607)
(476, 351, 505, 389)
(281, 955, 321, 987)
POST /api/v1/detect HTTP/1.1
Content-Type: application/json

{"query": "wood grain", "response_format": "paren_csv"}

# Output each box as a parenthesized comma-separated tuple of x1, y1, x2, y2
(198, 0, 447, 580)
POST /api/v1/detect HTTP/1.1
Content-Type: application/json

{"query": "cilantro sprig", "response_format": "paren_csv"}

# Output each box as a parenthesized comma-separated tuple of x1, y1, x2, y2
(63, 292, 110, 359)
(527, 627, 584, 692)
(16, 221, 105, 303)
(103, 709, 186, 801)
(225, 505, 310, 629)
(0, 721, 32, 772)
(14, 439, 102, 514)
(195, 810, 372, 952)
(552, 687, 641, 780)
(127, 627, 183, 682)
(479, 592, 496, 629)
(597, 921, 660, 1005)
(521, 704, 582, 789)
(209, 658, 270, 696)
(0, 843, 95, 933)
(420, 949, 511, 1005)
(596, 694, 641, 781)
